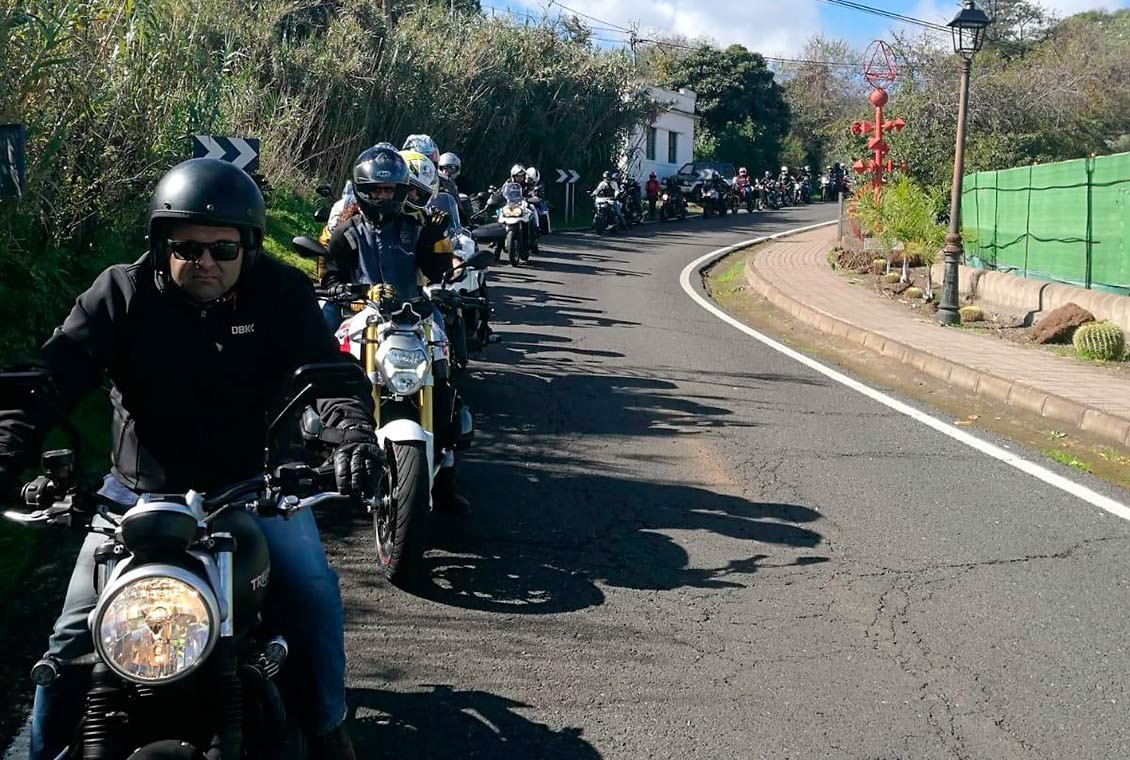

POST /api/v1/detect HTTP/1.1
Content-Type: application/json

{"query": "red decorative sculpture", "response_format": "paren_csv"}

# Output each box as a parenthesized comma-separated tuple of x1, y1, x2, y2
(852, 40, 908, 198)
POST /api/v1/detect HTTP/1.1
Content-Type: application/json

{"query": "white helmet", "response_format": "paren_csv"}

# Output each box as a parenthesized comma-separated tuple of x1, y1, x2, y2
(780, 165, 789, 173)
(510, 163, 526, 179)
(438, 152, 462, 179)
(525, 166, 540, 184)
(400, 150, 439, 210)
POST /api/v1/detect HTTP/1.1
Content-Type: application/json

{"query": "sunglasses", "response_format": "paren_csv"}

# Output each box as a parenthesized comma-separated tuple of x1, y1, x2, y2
(168, 239, 242, 263)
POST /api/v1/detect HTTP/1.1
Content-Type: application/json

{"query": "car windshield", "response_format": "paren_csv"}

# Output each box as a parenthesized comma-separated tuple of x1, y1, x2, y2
(501, 182, 524, 204)
(677, 163, 694, 174)
(428, 192, 463, 234)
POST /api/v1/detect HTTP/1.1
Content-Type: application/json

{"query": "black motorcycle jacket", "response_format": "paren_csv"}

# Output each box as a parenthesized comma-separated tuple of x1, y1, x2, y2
(0, 254, 373, 494)
(323, 214, 448, 292)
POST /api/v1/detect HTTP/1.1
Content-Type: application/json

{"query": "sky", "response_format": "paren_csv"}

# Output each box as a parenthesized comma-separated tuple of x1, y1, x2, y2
(481, 0, 1130, 57)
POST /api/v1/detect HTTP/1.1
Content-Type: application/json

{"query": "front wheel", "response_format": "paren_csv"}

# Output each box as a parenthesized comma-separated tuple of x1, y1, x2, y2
(505, 228, 521, 266)
(375, 441, 430, 587)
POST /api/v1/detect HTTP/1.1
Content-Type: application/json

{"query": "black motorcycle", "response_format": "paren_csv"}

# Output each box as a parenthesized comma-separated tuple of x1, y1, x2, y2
(659, 185, 688, 222)
(1, 363, 369, 759)
(620, 179, 644, 226)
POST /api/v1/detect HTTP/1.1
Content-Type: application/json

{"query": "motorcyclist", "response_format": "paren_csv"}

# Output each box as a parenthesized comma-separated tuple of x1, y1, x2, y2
(322, 146, 471, 513)
(733, 167, 752, 208)
(437, 151, 468, 220)
(591, 171, 625, 228)
(0, 158, 374, 760)
(645, 171, 661, 219)
(524, 166, 549, 246)
(403, 134, 440, 167)
(619, 173, 643, 224)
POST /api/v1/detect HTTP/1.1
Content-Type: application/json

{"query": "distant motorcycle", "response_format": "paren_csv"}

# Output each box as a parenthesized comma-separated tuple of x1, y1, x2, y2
(659, 187, 688, 222)
(497, 181, 535, 266)
(592, 195, 626, 234)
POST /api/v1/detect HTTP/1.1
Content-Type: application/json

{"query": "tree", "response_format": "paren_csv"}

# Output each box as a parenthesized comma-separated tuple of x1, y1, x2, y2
(657, 44, 790, 172)
(778, 36, 865, 172)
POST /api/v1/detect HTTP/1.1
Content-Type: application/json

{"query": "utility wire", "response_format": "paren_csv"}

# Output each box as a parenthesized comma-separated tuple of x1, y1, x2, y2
(544, 0, 633, 32)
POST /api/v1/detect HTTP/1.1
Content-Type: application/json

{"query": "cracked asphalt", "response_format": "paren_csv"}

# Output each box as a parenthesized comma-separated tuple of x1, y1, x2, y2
(316, 206, 1130, 759)
(6, 206, 1129, 759)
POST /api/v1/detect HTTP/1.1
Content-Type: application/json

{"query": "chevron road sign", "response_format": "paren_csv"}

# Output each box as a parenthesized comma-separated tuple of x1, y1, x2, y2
(192, 135, 260, 172)
(555, 168, 580, 184)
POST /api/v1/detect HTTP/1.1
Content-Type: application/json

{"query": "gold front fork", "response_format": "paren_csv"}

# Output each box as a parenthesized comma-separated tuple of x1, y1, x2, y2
(363, 320, 380, 428)
(421, 322, 434, 434)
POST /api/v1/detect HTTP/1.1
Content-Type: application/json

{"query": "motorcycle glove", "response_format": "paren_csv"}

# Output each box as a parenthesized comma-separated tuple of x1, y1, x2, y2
(333, 428, 382, 499)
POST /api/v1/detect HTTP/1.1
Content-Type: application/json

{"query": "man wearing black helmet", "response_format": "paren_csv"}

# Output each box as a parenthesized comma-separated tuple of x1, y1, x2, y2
(0, 158, 372, 760)
(322, 145, 472, 513)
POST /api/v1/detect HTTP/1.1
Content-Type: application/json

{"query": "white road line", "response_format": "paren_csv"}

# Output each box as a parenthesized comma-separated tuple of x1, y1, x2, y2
(680, 221, 1130, 524)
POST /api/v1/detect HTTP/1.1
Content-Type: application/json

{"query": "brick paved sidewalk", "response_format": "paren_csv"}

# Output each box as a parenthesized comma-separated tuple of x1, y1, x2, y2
(742, 224, 1130, 447)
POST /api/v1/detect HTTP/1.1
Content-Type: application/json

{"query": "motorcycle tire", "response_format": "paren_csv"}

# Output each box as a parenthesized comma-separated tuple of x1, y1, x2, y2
(375, 440, 430, 587)
(506, 228, 521, 267)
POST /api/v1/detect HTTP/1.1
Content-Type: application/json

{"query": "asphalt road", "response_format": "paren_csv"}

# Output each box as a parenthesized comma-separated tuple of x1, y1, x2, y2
(6, 206, 1130, 759)
(320, 206, 1130, 759)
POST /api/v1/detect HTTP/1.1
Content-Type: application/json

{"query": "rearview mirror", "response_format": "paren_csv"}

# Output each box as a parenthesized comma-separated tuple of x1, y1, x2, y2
(315, 184, 333, 198)
(313, 207, 331, 223)
(291, 236, 327, 260)
(463, 248, 493, 271)
(268, 362, 370, 438)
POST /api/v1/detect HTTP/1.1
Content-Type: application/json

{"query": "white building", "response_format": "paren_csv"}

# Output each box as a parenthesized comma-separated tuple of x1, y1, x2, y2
(621, 86, 698, 181)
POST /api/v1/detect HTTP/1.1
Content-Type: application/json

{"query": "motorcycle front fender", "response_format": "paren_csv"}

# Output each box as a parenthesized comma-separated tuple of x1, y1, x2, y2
(378, 418, 429, 445)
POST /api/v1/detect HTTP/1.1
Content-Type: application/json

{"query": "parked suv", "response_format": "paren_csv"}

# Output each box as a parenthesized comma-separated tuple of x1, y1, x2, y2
(672, 161, 737, 200)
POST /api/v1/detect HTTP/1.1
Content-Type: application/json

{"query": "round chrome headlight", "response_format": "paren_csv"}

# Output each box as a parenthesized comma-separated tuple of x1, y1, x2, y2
(93, 567, 219, 684)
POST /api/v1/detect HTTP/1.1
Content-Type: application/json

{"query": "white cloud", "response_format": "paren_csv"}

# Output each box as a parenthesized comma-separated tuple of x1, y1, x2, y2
(517, 0, 823, 56)
(507, 0, 1127, 57)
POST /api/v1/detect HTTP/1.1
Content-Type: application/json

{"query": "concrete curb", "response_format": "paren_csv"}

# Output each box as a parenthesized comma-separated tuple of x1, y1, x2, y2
(740, 249, 1130, 449)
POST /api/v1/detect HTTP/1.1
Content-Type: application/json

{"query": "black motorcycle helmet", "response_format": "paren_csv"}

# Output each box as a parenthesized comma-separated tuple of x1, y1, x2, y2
(147, 158, 266, 274)
(353, 145, 410, 224)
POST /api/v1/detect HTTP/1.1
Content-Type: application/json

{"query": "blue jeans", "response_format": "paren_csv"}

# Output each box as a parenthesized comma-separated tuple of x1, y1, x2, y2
(29, 475, 347, 759)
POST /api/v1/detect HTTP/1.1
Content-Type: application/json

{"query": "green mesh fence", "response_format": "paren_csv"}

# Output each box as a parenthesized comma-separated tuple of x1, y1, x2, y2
(962, 152, 1130, 294)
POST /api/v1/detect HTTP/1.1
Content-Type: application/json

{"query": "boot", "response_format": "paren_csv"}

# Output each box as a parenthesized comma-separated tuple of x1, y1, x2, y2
(432, 467, 471, 515)
(310, 722, 356, 760)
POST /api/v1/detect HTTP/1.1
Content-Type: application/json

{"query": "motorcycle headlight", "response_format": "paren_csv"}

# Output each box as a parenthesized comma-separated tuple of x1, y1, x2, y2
(502, 207, 523, 218)
(94, 568, 218, 684)
(379, 346, 429, 396)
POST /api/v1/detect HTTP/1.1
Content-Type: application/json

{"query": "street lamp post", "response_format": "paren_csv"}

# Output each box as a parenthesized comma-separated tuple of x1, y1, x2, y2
(936, 0, 991, 326)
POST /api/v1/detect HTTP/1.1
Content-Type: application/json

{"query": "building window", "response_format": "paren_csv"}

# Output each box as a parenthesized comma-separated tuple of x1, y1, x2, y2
(646, 127, 657, 161)
(667, 132, 679, 164)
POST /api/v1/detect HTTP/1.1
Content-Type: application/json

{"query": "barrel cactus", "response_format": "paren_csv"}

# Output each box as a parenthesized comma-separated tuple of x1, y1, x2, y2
(882, 272, 901, 284)
(1073, 320, 1125, 361)
(959, 305, 984, 323)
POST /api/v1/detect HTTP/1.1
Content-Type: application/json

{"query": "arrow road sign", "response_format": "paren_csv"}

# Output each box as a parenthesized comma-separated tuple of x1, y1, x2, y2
(192, 135, 260, 172)
(556, 168, 569, 183)
(568, 169, 580, 184)
(556, 168, 580, 184)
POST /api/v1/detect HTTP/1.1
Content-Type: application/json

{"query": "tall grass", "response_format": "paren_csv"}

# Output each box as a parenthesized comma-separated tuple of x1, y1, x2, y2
(0, 0, 653, 361)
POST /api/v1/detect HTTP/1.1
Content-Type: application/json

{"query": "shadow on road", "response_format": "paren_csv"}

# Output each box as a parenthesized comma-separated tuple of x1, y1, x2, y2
(346, 685, 602, 759)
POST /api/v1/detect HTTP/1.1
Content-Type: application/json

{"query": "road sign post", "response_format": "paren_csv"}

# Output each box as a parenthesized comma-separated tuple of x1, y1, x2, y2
(0, 124, 27, 199)
(556, 168, 580, 225)
(191, 135, 261, 172)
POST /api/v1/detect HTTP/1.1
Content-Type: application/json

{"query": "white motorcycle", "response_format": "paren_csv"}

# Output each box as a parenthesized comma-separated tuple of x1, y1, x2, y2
(496, 180, 534, 266)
